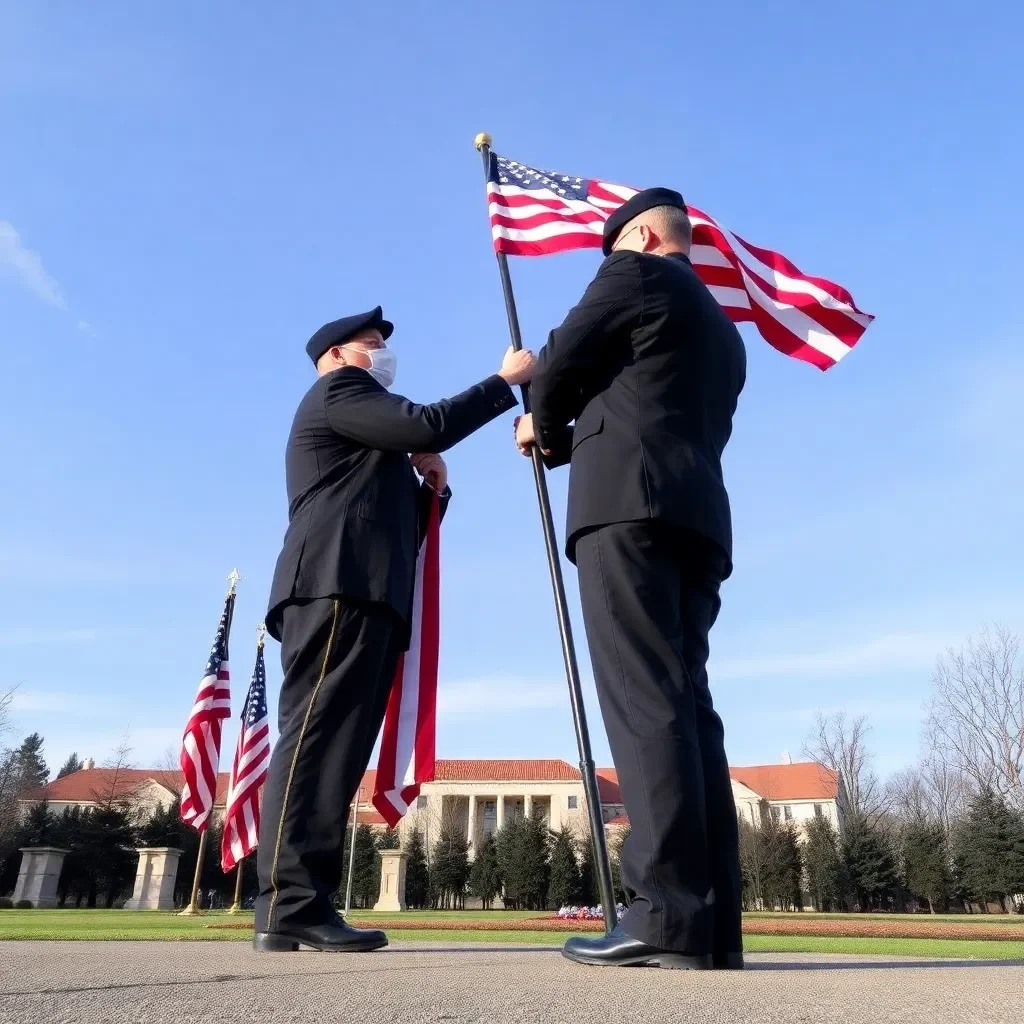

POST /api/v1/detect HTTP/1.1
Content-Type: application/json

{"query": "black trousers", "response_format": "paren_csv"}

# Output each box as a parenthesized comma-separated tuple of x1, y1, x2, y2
(574, 521, 741, 956)
(255, 598, 401, 934)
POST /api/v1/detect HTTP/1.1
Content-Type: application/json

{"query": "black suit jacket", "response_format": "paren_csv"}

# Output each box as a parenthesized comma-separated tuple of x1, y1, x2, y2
(531, 250, 746, 572)
(266, 366, 517, 643)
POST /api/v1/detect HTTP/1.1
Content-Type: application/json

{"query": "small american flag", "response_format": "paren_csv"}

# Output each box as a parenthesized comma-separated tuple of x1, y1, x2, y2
(486, 152, 873, 370)
(179, 591, 234, 832)
(221, 634, 271, 872)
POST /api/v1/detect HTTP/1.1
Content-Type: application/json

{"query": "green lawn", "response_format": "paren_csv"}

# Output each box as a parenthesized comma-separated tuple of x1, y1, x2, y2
(747, 911, 1021, 927)
(0, 910, 1022, 959)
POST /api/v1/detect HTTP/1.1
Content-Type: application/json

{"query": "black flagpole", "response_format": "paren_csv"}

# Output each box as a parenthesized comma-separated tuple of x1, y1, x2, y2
(474, 132, 618, 934)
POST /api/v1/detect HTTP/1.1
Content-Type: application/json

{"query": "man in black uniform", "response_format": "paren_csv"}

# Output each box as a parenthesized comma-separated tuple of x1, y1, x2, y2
(255, 306, 535, 952)
(515, 190, 747, 970)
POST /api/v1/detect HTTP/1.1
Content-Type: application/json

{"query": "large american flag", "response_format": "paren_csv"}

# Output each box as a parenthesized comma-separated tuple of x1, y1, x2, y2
(221, 634, 271, 872)
(373, 491, 440, 827)
(486, 153, 873, 371)
(179, 591, 234, 832)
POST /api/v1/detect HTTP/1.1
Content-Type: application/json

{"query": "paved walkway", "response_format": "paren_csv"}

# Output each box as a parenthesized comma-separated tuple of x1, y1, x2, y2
(0, 941, 1022, 1024)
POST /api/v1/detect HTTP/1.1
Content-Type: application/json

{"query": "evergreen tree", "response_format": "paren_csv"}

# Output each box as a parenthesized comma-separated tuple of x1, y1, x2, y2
(351, 824, 381, 909)
(13, 733, 48, 791)
(547, 827, 582, 910)
(519, 816, 551, 910)
(578, 834, 599, 905)
(404, 830, 430, 910)
(64, 804, 138, 907)
(902, 818, 952, 913)
(610, 825, 632, 907)
(752, 816, 804, 910)
(377, 827, 401, 851)
(953, 789, 1024, 912)
(138, 798, 189, 848)
(17, 800, 58, 845)
(841, 814, 897, 910)
(468, 833, 502, 909)
(55, 753, 84, 780)
(432, 820, 470, 909)
(495, 817, 526, 909)
(804, 815, 845, 911)
(779, 824, 805, 910)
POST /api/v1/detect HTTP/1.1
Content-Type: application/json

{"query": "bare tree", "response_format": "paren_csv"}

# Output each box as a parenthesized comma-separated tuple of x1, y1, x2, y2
(153, 745, 181, 772)
(91, 732, 138, 809)
(0, 685, 14, 741)
(804, 712, 884, 823)
(926, 626, 1024, 809)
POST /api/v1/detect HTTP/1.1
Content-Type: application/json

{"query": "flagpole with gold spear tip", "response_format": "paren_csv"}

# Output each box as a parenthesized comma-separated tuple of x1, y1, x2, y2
(473, 133, 618, 934)
(178, 568, 240, 916)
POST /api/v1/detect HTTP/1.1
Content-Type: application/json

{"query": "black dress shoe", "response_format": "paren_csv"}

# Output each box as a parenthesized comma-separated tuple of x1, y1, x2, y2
(562, 925, 713, 970)
(713, 951, 744, 970)
(253, 917, 387, 952)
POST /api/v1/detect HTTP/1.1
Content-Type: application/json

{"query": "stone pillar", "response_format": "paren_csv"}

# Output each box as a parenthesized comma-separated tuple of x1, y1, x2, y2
(373, 850, 408, 912)
(496, 795, 505, 832)
(524, 794, 533, 821)
(124, 848, 184, 911)
(467, 794, 477, 856)
(13, 847, 69, 908)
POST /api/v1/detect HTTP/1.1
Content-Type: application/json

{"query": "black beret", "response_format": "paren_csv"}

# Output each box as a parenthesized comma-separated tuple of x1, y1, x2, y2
(602, 187, 688, 256)
(305, 306, 394, 365)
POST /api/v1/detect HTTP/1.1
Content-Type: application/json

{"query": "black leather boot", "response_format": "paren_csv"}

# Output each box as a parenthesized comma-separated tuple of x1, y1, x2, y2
(253, 916, 387, 952)
(562, 925, 713, 969)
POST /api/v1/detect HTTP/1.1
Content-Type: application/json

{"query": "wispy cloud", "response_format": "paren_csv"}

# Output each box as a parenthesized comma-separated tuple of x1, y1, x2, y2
(711, 630, 959, 682)
(0, 219, 66, 309)
(438, 678, 565, 716)
(0, 627, 98, 648)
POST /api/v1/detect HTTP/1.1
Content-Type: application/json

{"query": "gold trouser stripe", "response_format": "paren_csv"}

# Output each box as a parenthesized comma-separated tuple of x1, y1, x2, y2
(266, 599, 341, 932)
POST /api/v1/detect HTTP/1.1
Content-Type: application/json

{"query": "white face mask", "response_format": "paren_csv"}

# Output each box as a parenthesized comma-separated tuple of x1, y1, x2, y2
(343, 345, 397, 389)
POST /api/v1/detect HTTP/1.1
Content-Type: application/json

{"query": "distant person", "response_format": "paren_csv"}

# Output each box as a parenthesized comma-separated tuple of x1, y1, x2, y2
(255, 306, 535, 952)
(515, 190, 747, 970)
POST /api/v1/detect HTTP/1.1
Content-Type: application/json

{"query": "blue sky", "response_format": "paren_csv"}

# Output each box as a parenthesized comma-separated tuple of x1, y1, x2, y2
(2, 2, 1022, 784)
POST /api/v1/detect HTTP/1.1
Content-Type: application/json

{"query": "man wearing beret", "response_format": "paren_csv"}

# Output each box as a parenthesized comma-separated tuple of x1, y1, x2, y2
(515, 190, 747, 969)
(255, 306, 535, 952)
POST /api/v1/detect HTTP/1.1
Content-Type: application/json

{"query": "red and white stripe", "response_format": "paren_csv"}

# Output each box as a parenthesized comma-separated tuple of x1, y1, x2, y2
(372, 493, 440, 827)
(179, 597, 233, 833)
(488, 170, 873, 371)
(221, 653, 271, 873)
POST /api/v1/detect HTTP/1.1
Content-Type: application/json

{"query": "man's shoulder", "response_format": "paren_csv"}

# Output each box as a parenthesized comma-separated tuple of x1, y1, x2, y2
(594, 250, 642, 275)
(321, 365, 385, 395)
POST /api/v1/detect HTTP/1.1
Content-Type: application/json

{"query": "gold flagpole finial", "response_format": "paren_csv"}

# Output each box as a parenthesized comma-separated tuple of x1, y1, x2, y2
(474, 132, 493, 151)
(227, 569, 241, 595)
(256, 622, 266, 647)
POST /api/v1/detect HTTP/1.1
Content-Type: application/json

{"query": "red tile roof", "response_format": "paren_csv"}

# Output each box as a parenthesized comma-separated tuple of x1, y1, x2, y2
(596, 767, 621, 803)
(35, 769, 231, 806)
(34, 759, 838, 811)
(729, 762, 839, 802)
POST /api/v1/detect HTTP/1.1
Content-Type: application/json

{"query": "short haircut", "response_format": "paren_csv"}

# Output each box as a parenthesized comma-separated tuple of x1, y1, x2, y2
(646, 204, 692, 247)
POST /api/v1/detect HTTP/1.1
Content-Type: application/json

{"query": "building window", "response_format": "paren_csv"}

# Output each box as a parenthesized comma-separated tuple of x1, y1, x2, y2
(813, 803, 823, 818)
(416, 795, 428, 809)
(783, 805, 793, 821)
(770, 805, 781, 822)
(568, 796, 578, 810)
